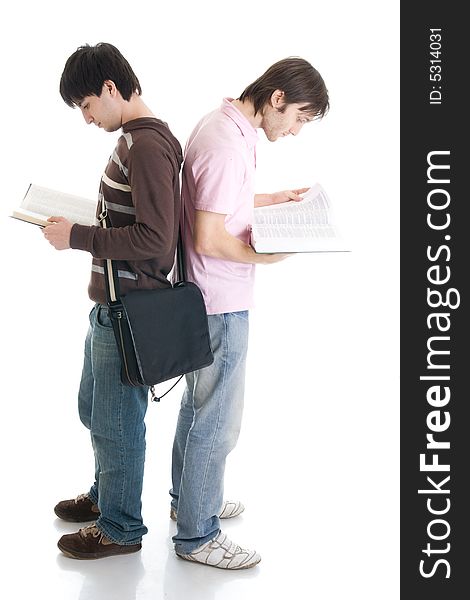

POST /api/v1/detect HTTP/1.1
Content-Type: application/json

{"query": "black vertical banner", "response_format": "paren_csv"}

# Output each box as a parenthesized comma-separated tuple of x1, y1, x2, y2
(401, 3, 468, 598)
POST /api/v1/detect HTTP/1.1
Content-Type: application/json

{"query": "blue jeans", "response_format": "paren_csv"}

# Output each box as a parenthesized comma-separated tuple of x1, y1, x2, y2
(78, 304, 149, 545)
(170, 311, 249, 554)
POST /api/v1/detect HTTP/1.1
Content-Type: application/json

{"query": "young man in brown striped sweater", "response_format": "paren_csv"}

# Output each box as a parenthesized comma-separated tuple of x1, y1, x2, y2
(43, 43, 182, 559)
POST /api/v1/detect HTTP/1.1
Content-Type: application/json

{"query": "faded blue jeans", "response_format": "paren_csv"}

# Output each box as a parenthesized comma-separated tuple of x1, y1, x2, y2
(170, 311, 249, 554)
(78, 304, 149, 545)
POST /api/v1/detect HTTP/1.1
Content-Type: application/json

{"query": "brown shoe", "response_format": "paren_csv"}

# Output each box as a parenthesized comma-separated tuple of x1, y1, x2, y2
(54, 493, 100, 522)
(57, 524, 142, 559)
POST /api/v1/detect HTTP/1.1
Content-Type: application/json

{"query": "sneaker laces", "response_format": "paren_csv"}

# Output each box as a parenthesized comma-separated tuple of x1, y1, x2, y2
(209, 532, 241, 557)
(79, 524, 104, 541)
(74, 493, 89, 504)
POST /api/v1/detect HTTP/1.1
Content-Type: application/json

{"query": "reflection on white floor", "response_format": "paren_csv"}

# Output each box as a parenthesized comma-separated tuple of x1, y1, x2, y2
(54, 517, 261, 600)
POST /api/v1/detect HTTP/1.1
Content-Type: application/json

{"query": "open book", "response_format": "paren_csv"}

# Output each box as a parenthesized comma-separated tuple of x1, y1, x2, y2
(11, 184, 97, 227)
(250, 183, 349, 253)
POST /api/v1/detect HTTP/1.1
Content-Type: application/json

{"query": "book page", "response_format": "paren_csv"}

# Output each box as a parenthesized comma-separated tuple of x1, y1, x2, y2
(19, 184, 97, 226)
(253, 184, 331, 227)
(253, 223, 338, 240)
(251, 183, 349, 253)
(11, 209, 51, 227)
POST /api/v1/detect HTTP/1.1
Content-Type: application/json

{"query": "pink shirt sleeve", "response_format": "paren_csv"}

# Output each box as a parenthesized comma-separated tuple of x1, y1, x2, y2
(190, 148, 246, 216)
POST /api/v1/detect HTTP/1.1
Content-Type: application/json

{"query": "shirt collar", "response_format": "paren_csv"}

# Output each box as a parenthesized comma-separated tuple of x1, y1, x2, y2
(221, 98, 258, 149)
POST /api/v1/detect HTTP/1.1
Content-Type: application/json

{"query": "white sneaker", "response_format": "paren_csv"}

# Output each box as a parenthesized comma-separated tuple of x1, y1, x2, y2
(170, 500, 245, 522)
(176, 531, 261, 570)
(219, 500, 245, 519)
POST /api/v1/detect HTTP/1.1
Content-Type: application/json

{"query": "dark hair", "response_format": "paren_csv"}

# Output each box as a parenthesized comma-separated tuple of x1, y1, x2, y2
(60, 43, 142, 107)
(238, 57, 329, 119)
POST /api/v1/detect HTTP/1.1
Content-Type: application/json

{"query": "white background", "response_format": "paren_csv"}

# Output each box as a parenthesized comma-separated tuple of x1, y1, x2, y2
(1, 1, 399, 599)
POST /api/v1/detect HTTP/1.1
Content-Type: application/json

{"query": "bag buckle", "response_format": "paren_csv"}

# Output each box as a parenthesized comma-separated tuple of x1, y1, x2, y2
(149, 376, 184, 403)
(108, 301, 124, 320)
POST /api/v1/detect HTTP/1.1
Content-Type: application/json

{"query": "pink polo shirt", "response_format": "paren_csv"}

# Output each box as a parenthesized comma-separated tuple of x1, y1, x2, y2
(181, 98, 258, 315)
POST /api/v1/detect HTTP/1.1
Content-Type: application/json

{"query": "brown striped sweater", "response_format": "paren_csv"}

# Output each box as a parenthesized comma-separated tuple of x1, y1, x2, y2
(70, 117, 183, 304)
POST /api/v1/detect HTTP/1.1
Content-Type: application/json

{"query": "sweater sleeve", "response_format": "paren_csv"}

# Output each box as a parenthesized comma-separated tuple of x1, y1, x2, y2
(70, 136, 177, 260)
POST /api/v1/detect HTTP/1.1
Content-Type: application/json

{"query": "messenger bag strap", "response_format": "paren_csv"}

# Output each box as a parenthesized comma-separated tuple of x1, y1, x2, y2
(97, 193, 121, 304)
(176, 228, 186, 282)
(175, 199, 188, 283)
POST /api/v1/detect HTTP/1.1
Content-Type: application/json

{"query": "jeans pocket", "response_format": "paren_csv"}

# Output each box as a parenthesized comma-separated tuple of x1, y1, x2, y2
(95, 305, 112, 328)
(229, 310, 249, 322)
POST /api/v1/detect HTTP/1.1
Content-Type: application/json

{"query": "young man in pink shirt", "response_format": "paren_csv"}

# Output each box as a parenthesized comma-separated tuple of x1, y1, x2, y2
(170, 57, 329, 569)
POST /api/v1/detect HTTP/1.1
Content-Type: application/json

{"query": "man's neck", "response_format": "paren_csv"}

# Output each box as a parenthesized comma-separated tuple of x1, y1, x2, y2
(231, 98, 262, 129)
(121, 94, 155, 125)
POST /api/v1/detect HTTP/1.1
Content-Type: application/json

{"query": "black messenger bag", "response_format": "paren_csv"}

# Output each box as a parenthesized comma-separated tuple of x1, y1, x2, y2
(100, 203, 213, 401)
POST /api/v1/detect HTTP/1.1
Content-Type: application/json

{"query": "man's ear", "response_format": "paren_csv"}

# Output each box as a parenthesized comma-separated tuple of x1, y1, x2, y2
(102, 80, 118, 97)
(270, 89, 285, 108)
